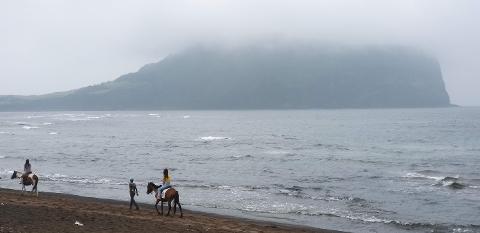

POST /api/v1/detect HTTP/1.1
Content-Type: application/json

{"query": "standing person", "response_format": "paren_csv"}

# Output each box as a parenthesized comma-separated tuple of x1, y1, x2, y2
(129, 178, 139, 210)
(158, 168, 172, 195)
(21, 159, 32, 184)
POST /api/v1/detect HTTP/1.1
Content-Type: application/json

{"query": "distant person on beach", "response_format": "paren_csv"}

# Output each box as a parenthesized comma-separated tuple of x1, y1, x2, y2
(129, 178, 139, 210)
(21, 159, 32, 183)
(158, 168, 172, 194)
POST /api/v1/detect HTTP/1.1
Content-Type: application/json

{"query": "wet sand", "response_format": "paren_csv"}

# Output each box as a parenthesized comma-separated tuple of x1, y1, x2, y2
(0, 188, 343, 233)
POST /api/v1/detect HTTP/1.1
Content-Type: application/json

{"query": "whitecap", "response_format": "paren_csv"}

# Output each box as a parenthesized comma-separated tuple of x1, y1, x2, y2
(148, 113, 159, 116)
(42, 122, 53, 125)
(198, 136, 231, 141)
(48, 132, 58, 135)
(0, 169, 14, 177)
(183, 115, 191, 119)
(403, 172, 444, 181)
(67, 118, 90, 121)
(265, 150, 291, 155)
(22, 126, 39, 130)
(44, 173, 112, 184)
(26, 115, 45, 119)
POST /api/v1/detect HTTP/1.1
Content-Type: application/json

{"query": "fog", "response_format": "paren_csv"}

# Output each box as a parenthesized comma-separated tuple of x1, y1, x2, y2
(1, 0, 479, 105)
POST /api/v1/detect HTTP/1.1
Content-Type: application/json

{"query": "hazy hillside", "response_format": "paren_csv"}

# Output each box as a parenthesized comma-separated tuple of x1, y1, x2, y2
(0, 46, 451, 110)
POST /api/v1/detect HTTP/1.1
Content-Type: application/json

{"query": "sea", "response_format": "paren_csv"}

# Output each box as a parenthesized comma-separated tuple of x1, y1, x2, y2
(0, 108, 479, 233)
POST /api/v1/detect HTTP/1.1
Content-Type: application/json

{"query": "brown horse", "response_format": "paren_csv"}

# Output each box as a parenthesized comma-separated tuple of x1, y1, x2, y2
(146, 182, 183, 217)
(11, 171, 39, 197)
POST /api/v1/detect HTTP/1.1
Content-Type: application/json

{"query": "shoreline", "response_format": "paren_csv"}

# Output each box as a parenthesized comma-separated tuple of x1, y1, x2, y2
(0, 188, 345, 233)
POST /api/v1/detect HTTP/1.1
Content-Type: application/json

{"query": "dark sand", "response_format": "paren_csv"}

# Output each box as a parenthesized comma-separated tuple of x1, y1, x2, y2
(0, 188, 343, 233)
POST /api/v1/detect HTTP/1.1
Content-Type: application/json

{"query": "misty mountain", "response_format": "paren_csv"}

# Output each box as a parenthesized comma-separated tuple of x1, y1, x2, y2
(0, 46, 451, 110)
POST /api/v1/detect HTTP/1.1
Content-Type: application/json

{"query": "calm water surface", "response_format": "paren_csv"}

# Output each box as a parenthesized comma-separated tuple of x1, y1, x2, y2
(1, 108, 479, 233)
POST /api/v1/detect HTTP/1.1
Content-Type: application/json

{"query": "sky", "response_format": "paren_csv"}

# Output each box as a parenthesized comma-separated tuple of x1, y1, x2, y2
(1, 0, 479, 105)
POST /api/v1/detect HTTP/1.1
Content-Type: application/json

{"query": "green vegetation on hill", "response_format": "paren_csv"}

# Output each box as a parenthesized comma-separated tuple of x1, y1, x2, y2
(0, 46, 451, 110)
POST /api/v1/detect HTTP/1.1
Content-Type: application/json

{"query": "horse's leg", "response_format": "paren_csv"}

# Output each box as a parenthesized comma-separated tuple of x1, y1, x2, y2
(178, 202, 183, 218)
(160, 200, 164, 216)
(166, 200, 172, 216)
(173, 200, 177, 216)
(155, 199, 161, 215)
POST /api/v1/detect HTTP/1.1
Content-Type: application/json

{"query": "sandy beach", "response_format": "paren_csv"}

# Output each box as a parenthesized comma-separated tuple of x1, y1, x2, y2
(0, 188, 342, 233)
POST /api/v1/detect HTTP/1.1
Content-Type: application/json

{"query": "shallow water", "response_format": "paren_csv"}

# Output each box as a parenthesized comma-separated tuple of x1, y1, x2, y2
(1, 108, 479, 233)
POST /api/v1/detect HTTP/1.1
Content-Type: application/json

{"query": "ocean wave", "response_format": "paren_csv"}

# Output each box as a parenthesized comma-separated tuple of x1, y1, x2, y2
(15, 121, 30, 126)
(0, 169, 13, 178)
(198, 136, 232, 141)
(178, 183, 269, 192)
(280, 208, 478, 232)
(43, 173, 119, 185)
(26, 115, 46, 119)
(48, 132, 58, 135)
(22, 126, 39, 130)
(436, 177, 465, 189)
(66, 118, 91, 121)
(264, 150, 294, 155)
(228, 154, 253, 160)
(313, 143, 351, 151)
(404, 172, 444, 181)
(183, 115, 191, 119)
(404, 172, 469, 189)
(42, 122, 53, 125)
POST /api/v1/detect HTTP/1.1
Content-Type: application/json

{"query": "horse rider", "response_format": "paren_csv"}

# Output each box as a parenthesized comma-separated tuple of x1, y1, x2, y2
(21, 159, 32, 184)
(158, 168, 172, 195)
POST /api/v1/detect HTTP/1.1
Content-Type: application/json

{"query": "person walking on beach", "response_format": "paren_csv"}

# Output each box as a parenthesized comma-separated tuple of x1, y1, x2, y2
(21, 159, 32, 184)
(129, 178, 139, 210)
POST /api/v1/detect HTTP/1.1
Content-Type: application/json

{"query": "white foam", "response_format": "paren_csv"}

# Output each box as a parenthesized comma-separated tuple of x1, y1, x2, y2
(148, 113, 159, 116)
(404, 172, 444, 181)
(87, 116, 101, 119)
(265, 150, 290, 155)
(48, 132, 58, 135)
(199, 136, 232, 141)
(26, 115, 45, 119)
(44, 173, 112, 184)
(22, 126, 39, 130)
(183, 115, 191, 119)
(0, 169, 14, 177)
(42, 122, 53, 125)
(342, 214, 395, 224)
(0, 155, 5, 159)
(453, 228, 473, 233)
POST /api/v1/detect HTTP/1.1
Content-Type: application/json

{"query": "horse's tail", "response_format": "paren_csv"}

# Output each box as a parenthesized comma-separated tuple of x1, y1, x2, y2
(175, 190, 180, 204)
(174, 190, 183, 217)
(32, 175, 38, 191)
